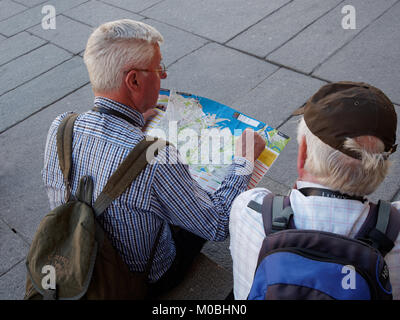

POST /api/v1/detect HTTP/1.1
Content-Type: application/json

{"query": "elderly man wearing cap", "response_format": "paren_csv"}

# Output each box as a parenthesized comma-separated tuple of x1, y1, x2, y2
(229, 81, 400, 300)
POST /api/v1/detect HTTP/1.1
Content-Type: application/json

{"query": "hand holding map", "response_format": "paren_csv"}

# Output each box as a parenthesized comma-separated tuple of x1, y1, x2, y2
(144, 89, 290, 193)
(235, 128, 266, 162)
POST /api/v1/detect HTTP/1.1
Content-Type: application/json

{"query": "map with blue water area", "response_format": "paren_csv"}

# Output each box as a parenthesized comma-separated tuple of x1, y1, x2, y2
(144, 89, 290, 192)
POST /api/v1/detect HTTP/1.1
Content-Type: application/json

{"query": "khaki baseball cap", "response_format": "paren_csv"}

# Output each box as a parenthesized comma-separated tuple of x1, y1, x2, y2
(293, 81, 397, 160)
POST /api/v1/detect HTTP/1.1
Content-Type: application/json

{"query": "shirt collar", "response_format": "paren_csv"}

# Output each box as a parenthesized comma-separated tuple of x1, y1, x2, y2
(295, 181, 368, 202)
(94, 96, 145, 128)
(296, 181, 334, 190)
(290, 181, 370, 237)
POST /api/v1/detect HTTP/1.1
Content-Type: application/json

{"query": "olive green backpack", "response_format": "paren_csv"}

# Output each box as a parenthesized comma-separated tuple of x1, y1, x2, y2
(25, 113, 166, 300)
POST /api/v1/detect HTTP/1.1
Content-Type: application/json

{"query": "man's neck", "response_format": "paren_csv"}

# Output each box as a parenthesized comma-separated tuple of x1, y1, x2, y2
(297, 171, 323, 185)
(94, 91, 137, 112)
(295, 169, 332, 191)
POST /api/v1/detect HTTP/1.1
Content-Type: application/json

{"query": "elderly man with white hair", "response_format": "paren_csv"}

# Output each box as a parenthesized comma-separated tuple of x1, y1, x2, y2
(229, 82, 400, 300)
(41, 19, 265, 299)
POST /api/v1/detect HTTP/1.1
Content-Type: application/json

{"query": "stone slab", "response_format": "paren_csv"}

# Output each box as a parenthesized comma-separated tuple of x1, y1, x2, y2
(28, 15, 93, 54)
(227, 0, 342, 58)
(0, 260, 26, 300)
(142, 0, 291, 43)
(0, 32, 46, 67)
(257, 175, 291, 196)
(13, 0, 46, 8)
(265, 116, 299, 189)
(230, 68, 326, 129)
(201, 238, 232, 273)
(314, 2, 400, 105)
(268, 0, 397, 74)
(0, 0, 27, 22)
(0, 44, 71, 96)
(0, 219, 28, 277)
(101, 0, 165, 13)
(162, 43, 278, 107)
(392, 189, 400, 203)
(64, 0, 144, 28)
(142, 18, 208, 67)
(159, 253, 232, 300)
(0, 85, 93, 241)
(0, 56, 89, 133)
(0, 0, 88, 37)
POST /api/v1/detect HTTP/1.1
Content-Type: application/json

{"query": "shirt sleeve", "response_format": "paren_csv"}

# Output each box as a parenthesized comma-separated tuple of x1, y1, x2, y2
(387, 201, 400, 300)
(151, 145, 254, 241)
(229, 188, 272, 300)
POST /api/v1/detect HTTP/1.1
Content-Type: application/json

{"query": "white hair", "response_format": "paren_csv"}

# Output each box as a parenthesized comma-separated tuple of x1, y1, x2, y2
(83, 19, 164, 92)
(297, 117, 391, 196)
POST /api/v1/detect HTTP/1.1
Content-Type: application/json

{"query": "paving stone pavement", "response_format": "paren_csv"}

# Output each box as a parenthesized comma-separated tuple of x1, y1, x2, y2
(1, 0, 399, 300)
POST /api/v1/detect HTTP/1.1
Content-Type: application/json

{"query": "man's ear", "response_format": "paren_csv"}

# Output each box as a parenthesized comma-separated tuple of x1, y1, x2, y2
(297, 135, 307, 179)
(124, 70, 139, 92)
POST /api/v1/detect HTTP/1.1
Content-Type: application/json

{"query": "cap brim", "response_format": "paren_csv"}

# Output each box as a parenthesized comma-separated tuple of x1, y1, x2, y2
(292, 105, 305, 116)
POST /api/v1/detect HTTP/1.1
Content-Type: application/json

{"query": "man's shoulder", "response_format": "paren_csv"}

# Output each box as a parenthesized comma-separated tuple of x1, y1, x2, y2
(235, 188, 273, 204)
(50, 111, 75, 127)
(45, 111, 149, 161)
(149, 142, 182, 166)
(230, 188, 273, 220)
(45, 112, 76, 141)
(76, 110, 146, 149)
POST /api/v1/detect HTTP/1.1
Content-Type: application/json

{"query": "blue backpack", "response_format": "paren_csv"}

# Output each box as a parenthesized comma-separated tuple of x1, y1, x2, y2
(247, 193, 400, 300)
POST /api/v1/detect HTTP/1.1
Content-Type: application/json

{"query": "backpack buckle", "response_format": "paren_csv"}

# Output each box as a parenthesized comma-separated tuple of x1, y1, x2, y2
(356, 237, 374, 247)
(272, 216, 289, 231)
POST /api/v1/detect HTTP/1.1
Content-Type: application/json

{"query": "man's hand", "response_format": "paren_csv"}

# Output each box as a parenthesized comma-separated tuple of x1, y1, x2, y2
(235, 128, 266, 162)
(142, 109, 158, 132)
(143, 108, 157, 123)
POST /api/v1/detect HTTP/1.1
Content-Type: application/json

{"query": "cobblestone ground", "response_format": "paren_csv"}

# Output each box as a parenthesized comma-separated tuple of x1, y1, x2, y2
(1, 0, 399, 299)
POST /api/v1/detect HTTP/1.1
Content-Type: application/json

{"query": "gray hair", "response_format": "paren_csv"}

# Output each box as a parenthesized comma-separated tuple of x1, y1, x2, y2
(83, 19, 164, 92)
(297, 117, 391, 196)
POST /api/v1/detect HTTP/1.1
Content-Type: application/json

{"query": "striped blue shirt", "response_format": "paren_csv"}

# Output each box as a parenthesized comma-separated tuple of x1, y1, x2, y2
(42, 97, 253, 282)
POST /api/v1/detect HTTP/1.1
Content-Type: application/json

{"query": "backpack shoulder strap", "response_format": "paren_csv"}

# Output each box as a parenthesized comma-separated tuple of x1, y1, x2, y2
(56, 113, 79, 202)
(376, 200, 392, 234)
(371, 200, 400, 256)
(252, 194, 294, 236)
(92, 137, 168, 277)
(92, 137, 168, 216)
(383, 202, 400, 244)
(356, 200, 400, 256)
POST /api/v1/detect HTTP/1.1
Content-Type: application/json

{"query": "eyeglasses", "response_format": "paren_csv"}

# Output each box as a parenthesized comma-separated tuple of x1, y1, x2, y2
(124, 62, 167, 77)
